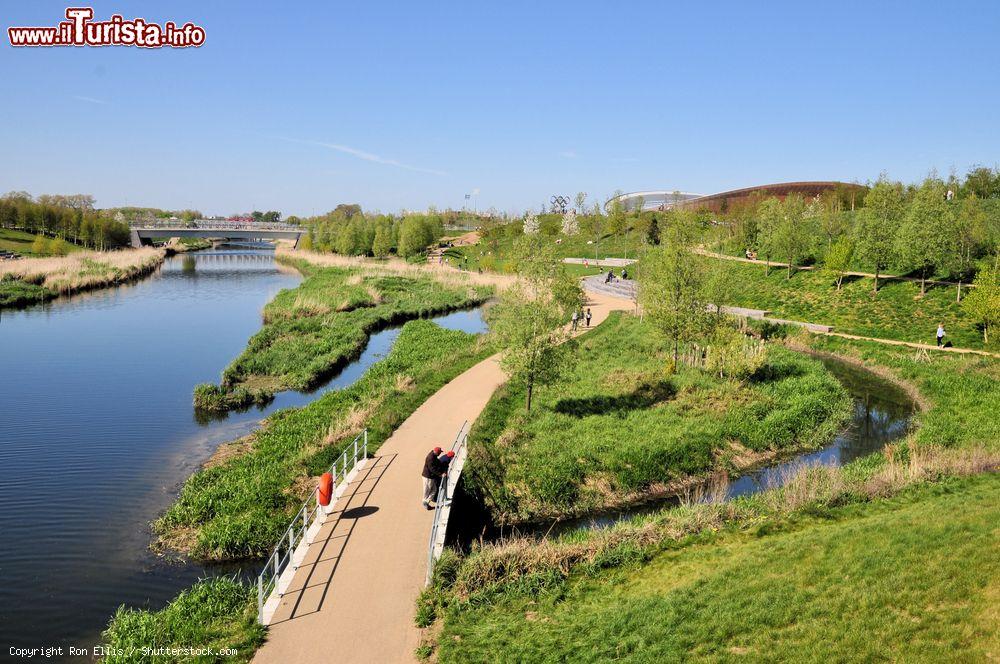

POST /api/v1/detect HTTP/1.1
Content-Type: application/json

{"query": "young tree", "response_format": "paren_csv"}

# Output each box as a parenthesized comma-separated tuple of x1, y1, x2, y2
(397, 216, 431, 257)
(756, 198, 782, 275)
(896, 178, 951, 295)
(824, 236, 855, 291)
(31, 234, 48, 255)
(372, 223, 392, 258)
(775, 194, 811, 279)
(639, 210, 707, 364)
(523, 212, 540, 235)
(855, 176, 905, 297)
(962, 263, 1000, 344)
(487, 236, 581, 411)
(574, 192, 587, 215)
(948, 194, 988, 301)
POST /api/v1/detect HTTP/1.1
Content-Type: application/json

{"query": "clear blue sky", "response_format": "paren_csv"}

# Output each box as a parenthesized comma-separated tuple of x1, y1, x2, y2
(2, 1, 999, 217)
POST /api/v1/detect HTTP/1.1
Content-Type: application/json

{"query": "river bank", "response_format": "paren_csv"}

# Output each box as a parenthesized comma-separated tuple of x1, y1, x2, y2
(193, 253, 495, 410)
(0, 247, 165, 308)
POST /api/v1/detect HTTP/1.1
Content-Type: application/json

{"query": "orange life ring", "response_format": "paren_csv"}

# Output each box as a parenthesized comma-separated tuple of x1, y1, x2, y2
(317, 472, 333, 506)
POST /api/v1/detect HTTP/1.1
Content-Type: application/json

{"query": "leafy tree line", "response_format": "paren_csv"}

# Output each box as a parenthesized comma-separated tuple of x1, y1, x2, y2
(725, 173, 1000, 298)
(301, 207, 445, 258)
(0, 191, 131, 252)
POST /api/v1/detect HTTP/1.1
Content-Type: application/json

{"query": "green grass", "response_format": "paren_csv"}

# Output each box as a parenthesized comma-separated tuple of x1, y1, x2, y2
(103, 577, 264, 663)
(705, 257, 989, 349)
(160, 320, 494, 560)
(0, 228, 82, 256)
(194, 259, 492, 409)
(0, 277, 53, 307)
(435, 473, 1000, 663)
(450, 225, 645, 274)
(465, 313, 851, 524)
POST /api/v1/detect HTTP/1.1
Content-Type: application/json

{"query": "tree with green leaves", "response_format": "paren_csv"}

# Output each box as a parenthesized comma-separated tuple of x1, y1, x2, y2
(487, 236, 582, 411)
(948, 194, 988, 301)
(639, 210, 706, 365)
(574, 192, 587, 215)
(824, 235, 855, 291)
(895, 178, 951, 295)
(756, 198, 783, 276)
(855, 176, 905, 297)
(962, 262, 1000, 344)
(372, 223, 392, 258)
(774, 194, 811, 279)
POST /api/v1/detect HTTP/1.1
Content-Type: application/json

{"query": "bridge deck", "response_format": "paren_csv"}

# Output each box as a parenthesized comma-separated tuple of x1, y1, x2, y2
(253, 289, 626, 664)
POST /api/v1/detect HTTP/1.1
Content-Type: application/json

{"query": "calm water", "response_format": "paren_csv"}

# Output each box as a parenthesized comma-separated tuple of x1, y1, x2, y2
(0, 249, 486, 653)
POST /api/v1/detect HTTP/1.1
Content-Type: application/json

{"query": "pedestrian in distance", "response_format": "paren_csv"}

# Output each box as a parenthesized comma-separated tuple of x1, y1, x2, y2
(936, 323, 946, 347)
(571, 310, 579, 331)
(421, 446, 444, 510)
(621, 268, 628, 280)
(585, 308, 592, 327)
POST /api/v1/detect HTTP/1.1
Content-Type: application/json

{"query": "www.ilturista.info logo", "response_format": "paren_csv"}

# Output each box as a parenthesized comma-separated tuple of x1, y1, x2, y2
(8, 7, 205, 48)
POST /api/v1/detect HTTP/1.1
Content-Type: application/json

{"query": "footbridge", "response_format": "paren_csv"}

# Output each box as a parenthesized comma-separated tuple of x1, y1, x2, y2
(128, 221, 305, 248)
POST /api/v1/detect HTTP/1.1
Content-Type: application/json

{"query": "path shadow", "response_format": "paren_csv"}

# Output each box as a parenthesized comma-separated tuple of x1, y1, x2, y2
(554, 381, 674, 417)
(267, 453, 396, 624)
(341, 505, 379, 519)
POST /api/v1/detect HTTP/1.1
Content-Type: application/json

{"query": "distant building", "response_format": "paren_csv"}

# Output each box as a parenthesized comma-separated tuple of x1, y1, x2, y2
(608, 181, 867, 213)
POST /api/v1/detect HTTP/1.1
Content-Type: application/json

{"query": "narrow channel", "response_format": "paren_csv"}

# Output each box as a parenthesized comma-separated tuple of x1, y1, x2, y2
(0, 248, 486, 651)
(449, 353, 917, 541)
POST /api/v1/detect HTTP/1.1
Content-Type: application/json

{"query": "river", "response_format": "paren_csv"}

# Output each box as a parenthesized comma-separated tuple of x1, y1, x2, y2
(0, 248, 486, 652)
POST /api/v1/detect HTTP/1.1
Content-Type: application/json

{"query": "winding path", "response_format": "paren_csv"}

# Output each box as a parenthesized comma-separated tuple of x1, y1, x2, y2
(253, 289, 628, 664)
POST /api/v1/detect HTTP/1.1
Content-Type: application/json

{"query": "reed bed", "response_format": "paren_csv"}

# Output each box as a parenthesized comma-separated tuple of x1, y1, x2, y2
(276, 246, 519, 292)
(0, 247, 164, 294)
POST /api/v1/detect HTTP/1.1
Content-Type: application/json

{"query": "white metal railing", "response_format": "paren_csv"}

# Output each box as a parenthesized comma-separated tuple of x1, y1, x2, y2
(256, 429, 368, 623)
(425, 421, 469, 585)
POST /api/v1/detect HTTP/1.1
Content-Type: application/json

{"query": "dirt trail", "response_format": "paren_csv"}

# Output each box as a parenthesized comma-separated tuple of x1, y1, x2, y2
(254, 289, 629, 664)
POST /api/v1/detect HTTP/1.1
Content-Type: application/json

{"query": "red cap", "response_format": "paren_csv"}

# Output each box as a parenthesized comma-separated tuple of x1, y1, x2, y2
(446, 450, 455, 458)
(433, 446, 442, 454)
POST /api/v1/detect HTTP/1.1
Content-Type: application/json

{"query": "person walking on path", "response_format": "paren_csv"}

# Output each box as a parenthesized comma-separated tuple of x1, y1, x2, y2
(585, 308, 592, 327)
(937, 323, 946, 347)
(421, 446, 443, 510)
(621, 268, 628, 280)
(571, 310, 579, 331)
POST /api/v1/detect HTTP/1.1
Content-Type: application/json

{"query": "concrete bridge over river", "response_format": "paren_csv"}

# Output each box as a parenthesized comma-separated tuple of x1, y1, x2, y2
(129, 221, 306, 248)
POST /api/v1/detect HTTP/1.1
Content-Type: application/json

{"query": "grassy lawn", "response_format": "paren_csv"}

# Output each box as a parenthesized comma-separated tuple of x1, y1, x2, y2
(194, 259, 492, 409)
(159, 320, 494, 560)
(466, 312, 851, 524)
(0, 228, 82, 256)
(436, 473, 1000, 663)
(448, 227, 643, 274)
(706, 257, 988, 349)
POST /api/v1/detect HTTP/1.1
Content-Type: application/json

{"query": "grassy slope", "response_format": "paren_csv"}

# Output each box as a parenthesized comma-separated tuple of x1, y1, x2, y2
(194, 260, 491, 409)
(103, 577, 264, 664)
(704, 256, 988, 349)
(0, 228, 82, 256)
(159, 320, 494, 560)
(438, 474, 1000, 663)
(466, 313, 851, 524)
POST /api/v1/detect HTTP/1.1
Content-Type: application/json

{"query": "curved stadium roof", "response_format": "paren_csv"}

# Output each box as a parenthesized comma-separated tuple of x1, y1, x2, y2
(608, 181, 865, 213)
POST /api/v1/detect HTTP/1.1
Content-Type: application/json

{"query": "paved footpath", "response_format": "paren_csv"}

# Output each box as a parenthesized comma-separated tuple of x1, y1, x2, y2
(254, 290, 627, 664)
